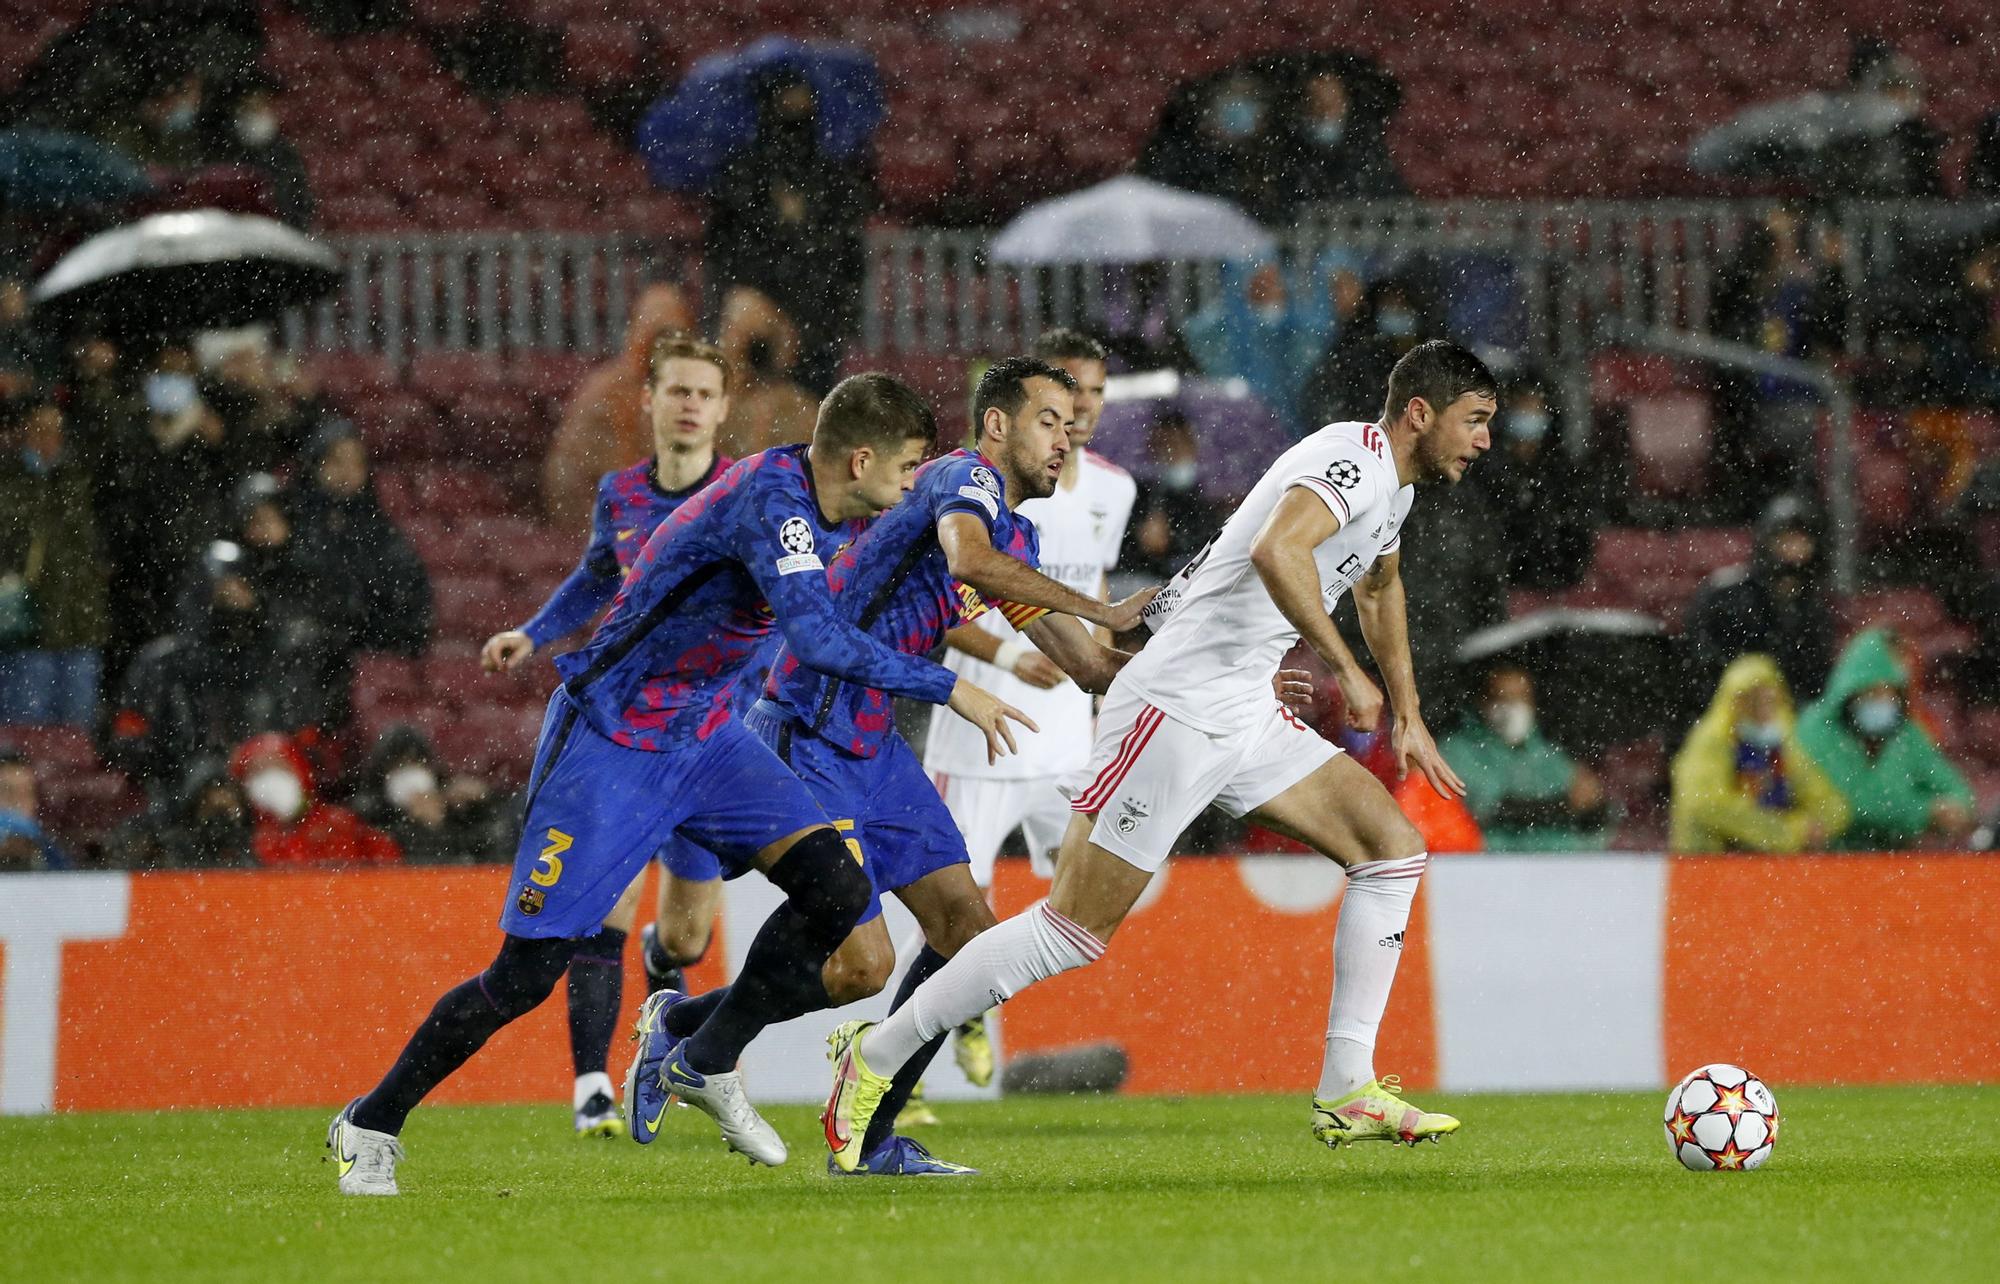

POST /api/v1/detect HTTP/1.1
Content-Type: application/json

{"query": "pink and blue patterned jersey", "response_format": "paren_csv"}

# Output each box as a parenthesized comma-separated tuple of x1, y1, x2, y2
(765, 449, 1046, 758)
(521, 453, 730, 648)
(555, 444, 959, 751)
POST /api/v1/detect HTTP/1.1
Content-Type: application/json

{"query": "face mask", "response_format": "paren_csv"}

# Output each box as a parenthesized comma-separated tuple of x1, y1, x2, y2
(1486, 701, 1535, 746)
(384, 763, 439, 809)
(1737, 718, 1786, 750)
(1851, 695, 1903, 737)
(245, 767, 304, 820)
(21, 448, 53, 476)
(236, 111, 278, 146)
(1510, 410, 1550, 443)
(1377, 308, 1418, 338)
(146, 372, 197, 416)
(1252, 300, 1286, 324)
(1162, 461, 1199, 492)
(163, 102, 198, 134)
(1308, 118, 1346, 147)
(1214, 98, 1262, 140)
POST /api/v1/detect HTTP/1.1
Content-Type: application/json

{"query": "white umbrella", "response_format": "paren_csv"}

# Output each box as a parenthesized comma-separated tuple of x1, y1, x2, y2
(33, 208, 339, 331)
(1688, 91, 1915, 176)
(990, 175, 1275, 265)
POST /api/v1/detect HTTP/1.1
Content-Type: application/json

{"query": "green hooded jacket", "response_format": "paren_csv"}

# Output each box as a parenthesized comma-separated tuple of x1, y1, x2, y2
(1794, 629, 1974, 851)
(1441, 717, 1609, 852)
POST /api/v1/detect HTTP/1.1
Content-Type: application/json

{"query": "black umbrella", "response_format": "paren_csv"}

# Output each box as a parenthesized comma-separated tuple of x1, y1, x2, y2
(1456, 609, 1674, 754)
(31, 209, 338, 333)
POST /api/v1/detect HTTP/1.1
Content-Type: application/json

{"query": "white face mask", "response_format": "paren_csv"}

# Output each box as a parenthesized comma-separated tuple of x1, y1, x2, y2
(245, 767, 304, 820)
(1162, 461, 1199, 491)
(384, 763, 439, 809)
(237, 111, 279, 146)
(1737, 718, 1786, 749)
(1486, 700, 1535, 746)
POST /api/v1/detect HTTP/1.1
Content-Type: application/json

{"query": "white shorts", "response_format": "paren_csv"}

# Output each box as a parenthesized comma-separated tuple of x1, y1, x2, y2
(1059, 684, 1339, 872)
(930, 772, 1072, 884)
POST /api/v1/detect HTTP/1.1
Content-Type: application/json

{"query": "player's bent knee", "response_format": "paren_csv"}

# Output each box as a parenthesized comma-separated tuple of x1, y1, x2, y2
(821, 940, 893, 1004)
(765, 828, 872, 938)
(661, 922, 713, 964)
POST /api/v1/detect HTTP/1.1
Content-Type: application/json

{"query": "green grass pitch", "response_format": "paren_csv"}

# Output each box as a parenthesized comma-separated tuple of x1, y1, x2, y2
(8, 1087, 1997, 1283)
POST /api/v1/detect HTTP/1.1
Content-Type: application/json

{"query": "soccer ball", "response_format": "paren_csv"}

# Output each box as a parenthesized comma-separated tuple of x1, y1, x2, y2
(1663, 1063, 1779, 1171)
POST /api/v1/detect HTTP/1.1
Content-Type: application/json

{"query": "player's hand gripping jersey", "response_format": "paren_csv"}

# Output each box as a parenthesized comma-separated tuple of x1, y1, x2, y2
(1122, 420, 1413, 733)
(555, 444, 957, 750)
(521, 454, 730, 648)
(765, 449, 1046, 758)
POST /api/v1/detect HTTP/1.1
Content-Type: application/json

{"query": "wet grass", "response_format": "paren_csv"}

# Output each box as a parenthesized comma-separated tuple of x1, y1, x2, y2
(8, 1086, 1998, 1282)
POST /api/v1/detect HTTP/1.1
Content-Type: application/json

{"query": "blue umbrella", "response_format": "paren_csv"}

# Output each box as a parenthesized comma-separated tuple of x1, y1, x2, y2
(635, 36, 884, 193)
(0, 129, 154, 212)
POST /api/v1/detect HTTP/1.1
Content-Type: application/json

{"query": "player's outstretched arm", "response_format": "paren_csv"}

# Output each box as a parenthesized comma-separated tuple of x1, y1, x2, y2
(1351, 551, 1466, 798)
(943, 622, 1066, 689)
(503, 483, 625, 665)
(1022, 614, 1128, 695)
(947, 678, 1040, 764)
(938, 513, 1156, 632)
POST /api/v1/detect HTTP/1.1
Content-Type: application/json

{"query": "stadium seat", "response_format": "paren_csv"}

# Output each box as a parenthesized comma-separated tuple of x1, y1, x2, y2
(1624, 394, 1712, 498)
(0, 725, 98, 770)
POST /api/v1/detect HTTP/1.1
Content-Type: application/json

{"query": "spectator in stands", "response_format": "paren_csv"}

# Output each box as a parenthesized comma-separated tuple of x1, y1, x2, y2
(1390, 458, 1509, 724)
(104, 542, 297, 802)
(1681, 492, 1836, 728)
(99, 68, 211, 170)
(228, 731, 400, 868)
(1670, 654, 1848, 853)
(1442, 665, 1611, 852)
(703, 70, 875, 396)
(1299, 276, 1431, 432)
(1824, 38, 1945, 199)
(1139, 71, 1283, 219)
(1710, 204, 1848, 511)
(542, 283, 695, 532)
(1270, 62, 1407, 212)
(350, 724, 515, 866)
(198, 328, 326, 471)
(1182, 261, 1320, 436)
(0, 744, 71, 871)
(1972, 112, 2000, 196)
(717, 336, 817, 458)
(0, 394, 110, 726)
(1124, 412, 1226, 580)
(104, 339, 241, 666)
(283, 423, 432, 724)
(206, 72, 315, 227)
(1475, 371, 1595, 591)
(1794, 629, 1976, 851)
(102, 755, 255, 870)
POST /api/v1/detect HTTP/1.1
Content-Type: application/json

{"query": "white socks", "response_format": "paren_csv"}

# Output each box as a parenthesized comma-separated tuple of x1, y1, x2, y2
(1318, 853, 1427, 1100)
(573, 1070, 615, 1111)
(860, 901, 1103, 1075)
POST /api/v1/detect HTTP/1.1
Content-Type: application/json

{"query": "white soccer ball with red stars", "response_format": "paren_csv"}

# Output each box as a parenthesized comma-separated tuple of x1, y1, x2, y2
(1664, 1063, 1779, 1171)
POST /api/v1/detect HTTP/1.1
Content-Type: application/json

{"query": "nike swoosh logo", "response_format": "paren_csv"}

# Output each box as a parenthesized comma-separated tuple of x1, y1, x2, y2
(1358, 1107, 1386, 1121)
(667, 1062, 702, 1089)
(645, 1101, 669, 1132)
(336, 1125, 356, 1175)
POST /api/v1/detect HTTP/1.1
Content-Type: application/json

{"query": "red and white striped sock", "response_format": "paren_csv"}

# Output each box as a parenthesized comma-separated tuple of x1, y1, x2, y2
(1319, 852, 1428, 1100)
(860, 900, 1104, 1075)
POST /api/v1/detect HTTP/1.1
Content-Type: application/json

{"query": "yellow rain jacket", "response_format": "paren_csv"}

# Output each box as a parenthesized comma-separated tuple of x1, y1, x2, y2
(1670, 654, 1849, 853)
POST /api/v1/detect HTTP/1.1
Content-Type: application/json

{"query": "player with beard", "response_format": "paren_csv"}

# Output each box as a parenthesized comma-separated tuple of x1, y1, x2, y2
(824, 341, 1499, 1169)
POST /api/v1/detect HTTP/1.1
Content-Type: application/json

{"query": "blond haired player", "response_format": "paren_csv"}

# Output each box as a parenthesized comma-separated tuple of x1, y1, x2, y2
(919, 329, 1135, 1095)
(825, 340, 1497, 1166)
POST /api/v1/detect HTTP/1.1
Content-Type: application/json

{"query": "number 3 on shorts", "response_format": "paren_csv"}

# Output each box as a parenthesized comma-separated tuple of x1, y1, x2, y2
(532, 828, 571, 886)
(831, 819, 864, 865)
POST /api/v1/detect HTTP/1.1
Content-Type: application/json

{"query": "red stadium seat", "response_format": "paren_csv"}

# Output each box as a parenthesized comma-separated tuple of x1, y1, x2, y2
(408, 351, 509, 408)
(432, 574, 515, 642)
(0, 725, 98, 770)
(1625, 394, 1712, 498)
(352, 391, 443, 464)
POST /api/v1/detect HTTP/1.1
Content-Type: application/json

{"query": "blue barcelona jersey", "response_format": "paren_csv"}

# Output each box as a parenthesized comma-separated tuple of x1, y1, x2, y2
(554, 444, 958, 751)
(765, 449, 1047, 758)
(521, 453, 730, 648)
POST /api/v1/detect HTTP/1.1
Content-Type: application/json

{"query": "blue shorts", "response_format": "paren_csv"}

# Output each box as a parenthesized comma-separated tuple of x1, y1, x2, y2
(744, 701, 969, 927)
(655, 833, 721, 882)
(499, 690, 828, 939)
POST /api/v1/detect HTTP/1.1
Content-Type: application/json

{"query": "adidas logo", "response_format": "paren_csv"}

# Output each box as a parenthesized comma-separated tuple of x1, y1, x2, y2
(1378, 930, 1404, 950)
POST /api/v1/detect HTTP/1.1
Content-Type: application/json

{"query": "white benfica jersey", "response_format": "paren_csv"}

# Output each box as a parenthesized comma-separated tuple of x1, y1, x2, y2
(1121, 420, 1413, 736)
(924, 448, 1137, 780)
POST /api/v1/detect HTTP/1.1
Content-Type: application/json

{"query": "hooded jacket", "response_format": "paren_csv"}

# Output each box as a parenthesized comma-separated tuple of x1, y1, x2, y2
(1681, 494, 1837, 723)
(228, 732, 401, 868)
(1794, 629, 1974, 850)
(1671, 654, 1849, 853)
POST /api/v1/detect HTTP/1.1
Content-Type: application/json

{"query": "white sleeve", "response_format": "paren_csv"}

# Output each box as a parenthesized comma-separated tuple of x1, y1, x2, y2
(1288, 441, 1390, 529)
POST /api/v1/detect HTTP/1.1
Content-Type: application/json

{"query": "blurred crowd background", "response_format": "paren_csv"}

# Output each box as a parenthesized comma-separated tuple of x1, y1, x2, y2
(1, 0, 1997, 873)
